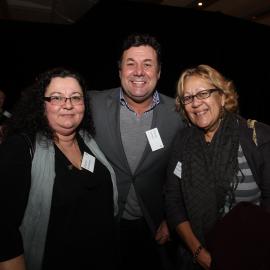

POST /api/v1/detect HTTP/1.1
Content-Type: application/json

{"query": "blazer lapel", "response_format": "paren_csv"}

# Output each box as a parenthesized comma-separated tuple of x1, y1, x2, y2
(106, 90, 131, 174)
(133, 103, 159, 175)
(133, 96, 172, 176)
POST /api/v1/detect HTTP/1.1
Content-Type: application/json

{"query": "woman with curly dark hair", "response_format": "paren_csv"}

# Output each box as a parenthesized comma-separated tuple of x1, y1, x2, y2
(0, 67, 118, 270)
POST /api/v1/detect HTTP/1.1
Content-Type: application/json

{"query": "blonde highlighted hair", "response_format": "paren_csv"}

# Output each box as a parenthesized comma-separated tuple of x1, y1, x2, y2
(176, 64, 238, 116)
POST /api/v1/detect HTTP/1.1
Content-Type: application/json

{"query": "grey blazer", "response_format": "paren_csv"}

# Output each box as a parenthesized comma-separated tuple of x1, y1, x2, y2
(89, 87, 184, 233)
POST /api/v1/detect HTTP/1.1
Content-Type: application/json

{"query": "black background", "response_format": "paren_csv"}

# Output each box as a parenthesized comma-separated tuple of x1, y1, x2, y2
(1, 0, 270, 124)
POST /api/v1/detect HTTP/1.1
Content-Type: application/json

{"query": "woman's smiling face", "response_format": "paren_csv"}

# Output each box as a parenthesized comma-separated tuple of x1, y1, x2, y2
(183, 75, 225, 137)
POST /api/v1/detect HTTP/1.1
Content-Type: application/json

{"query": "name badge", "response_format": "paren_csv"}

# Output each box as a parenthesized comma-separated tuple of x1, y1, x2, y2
(81, 152, 96, 172)
(173, 161, 182, 178)
(146, 128, 164, 152)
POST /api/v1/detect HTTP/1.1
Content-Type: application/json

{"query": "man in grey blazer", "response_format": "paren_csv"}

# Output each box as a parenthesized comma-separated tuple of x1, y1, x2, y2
(89, 33, 184, 270)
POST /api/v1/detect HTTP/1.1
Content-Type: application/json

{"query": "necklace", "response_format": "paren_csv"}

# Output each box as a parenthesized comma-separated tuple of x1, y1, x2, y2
(56, 139, 82, 170)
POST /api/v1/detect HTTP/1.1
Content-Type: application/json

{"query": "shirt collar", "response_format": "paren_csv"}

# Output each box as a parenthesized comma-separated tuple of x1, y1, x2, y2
(119, 88, 160, 114)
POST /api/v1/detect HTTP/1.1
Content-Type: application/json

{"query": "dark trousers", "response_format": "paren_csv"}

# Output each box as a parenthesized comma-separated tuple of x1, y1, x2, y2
(117, 218, 177, 270)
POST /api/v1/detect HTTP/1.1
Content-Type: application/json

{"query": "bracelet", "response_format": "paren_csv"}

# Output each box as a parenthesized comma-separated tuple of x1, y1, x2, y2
(193, 245, 203, 263)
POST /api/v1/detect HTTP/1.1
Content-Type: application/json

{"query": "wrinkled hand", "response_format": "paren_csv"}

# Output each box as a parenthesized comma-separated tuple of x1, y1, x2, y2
(196, 248, 211, 270)
(155, 220, 170, 245)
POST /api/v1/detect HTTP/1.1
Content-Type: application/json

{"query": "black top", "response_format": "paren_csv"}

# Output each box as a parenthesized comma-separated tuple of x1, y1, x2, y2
(0, 134, 116, 269)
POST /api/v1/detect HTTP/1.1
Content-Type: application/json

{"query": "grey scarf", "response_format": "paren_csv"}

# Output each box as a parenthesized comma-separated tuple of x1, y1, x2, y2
(181, 111, 239, 245)
(20, 132, 118, 270)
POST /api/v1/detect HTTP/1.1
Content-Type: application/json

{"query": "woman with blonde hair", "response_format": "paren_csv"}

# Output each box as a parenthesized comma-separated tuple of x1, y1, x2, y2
(165, 64, 270, 270)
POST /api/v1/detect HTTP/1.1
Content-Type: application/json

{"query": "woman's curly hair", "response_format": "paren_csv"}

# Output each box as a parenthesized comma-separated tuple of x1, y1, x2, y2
(4, 67, 95, 140)
(176, 64, 239, 120)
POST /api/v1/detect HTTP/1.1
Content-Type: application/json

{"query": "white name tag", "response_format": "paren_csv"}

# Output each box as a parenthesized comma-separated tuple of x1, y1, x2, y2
(146, 128, 164, 152)
(173, 161, 182, 178)
(81, 152, 95, 172)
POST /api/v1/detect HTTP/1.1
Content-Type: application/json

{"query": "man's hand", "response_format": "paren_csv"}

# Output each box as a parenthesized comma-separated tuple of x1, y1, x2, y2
(155, 220, 170, 245)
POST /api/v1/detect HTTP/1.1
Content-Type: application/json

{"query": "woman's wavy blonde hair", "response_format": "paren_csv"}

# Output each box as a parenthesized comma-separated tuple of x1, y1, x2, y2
(176, 64, 238, 118)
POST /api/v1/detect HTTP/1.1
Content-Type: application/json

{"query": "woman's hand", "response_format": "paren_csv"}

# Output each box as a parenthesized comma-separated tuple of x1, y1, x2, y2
(196, 247, 211, 270)
(176, 221, 212, 269)
(0, 255, 26, 270)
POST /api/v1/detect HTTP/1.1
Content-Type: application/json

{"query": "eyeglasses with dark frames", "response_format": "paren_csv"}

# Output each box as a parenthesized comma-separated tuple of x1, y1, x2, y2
(180, 88, 220, 105)
(43, 95, 84, 106)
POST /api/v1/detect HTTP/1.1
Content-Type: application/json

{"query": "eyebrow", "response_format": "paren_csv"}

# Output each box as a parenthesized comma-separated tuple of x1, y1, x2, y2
(184, 88, 211, 95)
(126, 58, 154, 62)
(46, 91, 82, 95)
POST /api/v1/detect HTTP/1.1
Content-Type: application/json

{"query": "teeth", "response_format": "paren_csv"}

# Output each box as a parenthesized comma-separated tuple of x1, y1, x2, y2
(196, 111, 205, 116)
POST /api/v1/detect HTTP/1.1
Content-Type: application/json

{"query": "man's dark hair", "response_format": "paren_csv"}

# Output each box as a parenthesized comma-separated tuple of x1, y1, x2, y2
(118, 33, 162, 69)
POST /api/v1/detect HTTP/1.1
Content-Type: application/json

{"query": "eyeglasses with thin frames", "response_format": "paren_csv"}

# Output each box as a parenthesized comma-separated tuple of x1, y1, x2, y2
(180, 88, 220, 105)
(43, 95, 84, 106)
